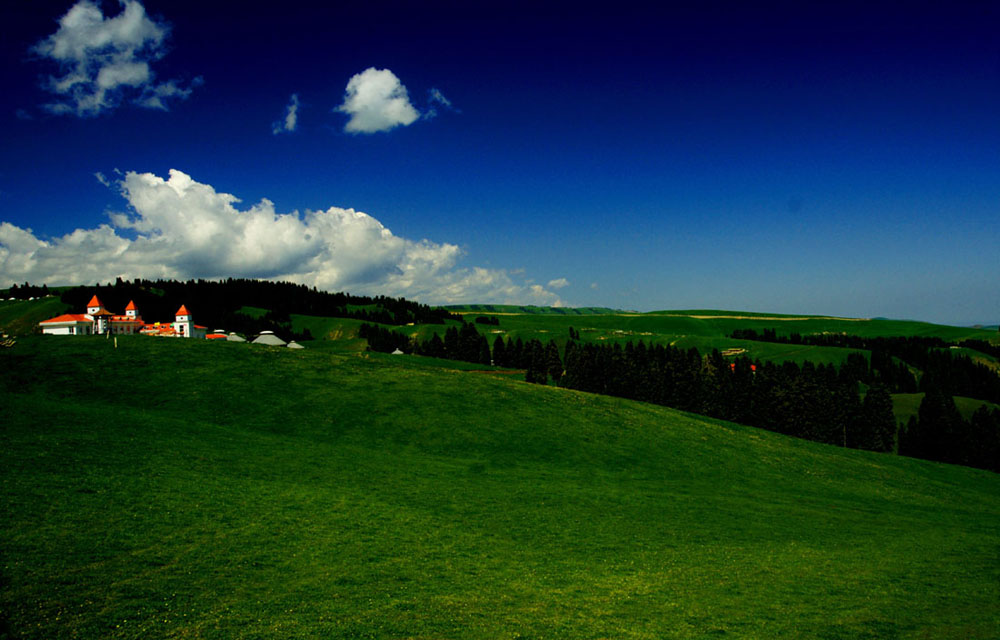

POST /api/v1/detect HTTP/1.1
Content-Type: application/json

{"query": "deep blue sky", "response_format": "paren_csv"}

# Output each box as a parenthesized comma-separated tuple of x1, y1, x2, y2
(1, 1, 998, 324)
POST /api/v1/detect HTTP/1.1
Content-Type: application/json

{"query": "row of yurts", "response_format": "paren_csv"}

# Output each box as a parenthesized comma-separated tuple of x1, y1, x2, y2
(38, 295, 303, 348)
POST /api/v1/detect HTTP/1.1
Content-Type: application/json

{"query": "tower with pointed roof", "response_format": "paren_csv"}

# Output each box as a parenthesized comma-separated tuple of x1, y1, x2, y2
(173, 305, 192, 338)
(125, 300, 138, 319)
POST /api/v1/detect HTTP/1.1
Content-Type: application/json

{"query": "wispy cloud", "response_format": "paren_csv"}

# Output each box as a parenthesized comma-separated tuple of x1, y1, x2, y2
(0, 169, 562, 306)
(547, 277, 570, 289)
(272, 93, 299, 135)
(424, 87, 456, 120)
(30, 0, 198, 116)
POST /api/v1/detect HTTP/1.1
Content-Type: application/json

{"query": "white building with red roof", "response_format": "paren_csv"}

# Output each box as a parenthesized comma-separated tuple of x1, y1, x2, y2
(40, 295, 206, 338)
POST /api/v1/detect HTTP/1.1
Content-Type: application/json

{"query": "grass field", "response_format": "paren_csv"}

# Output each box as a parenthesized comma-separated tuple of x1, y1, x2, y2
(357, 308, 999, 369)
(891, 393, 1000, 425)
(2, 335, 999, 639)
(0, 297, 70, 336)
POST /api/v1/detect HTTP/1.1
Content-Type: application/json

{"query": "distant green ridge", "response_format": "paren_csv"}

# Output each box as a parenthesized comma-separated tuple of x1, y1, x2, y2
(443, 303, 623, 315)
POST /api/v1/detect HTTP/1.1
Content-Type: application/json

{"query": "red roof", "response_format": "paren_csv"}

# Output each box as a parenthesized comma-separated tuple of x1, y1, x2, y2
(176, 305, 190, 316)
(40, 314, 91, 324)
(206, 333, 227, 339)
(87, 295, 101, 307)
(125, 300, 137, 310)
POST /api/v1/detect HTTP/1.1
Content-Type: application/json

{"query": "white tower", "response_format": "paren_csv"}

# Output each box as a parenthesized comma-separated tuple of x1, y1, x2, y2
(173, 304, 193, 338)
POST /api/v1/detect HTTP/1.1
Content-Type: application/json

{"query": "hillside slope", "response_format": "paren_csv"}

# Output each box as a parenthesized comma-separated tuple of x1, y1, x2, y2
(2, 336, 999, 639)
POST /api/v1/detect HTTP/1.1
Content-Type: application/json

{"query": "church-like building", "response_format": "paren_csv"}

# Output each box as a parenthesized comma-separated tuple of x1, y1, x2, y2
(39, 295, 207, 339)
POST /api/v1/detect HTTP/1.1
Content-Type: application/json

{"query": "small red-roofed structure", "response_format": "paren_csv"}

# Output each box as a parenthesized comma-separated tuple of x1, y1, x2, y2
(38, 313, 94, 335)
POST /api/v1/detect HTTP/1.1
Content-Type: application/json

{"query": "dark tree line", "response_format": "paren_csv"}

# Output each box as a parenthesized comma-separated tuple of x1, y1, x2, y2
(5, 282, 51, 299)
(52, 278, 458, 339)
(560, 341, 896, 451)
(900, 388, 1000, 472)
(359, 321, 999, 471)
(362, 322, 565, 384)
(60, 278, 458, 326)
(730, 328, 1000, 404)
(358, 323, 413, 354)
(413, 323, 492, 365)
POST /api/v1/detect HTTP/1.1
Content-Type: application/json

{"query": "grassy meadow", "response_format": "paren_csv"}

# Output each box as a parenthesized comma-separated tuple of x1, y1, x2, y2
(290, 306, 999, 370)
(2, 332, 999, 639)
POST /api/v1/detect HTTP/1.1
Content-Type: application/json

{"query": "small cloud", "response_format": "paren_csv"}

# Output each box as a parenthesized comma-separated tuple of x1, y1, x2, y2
(547, 277, 570, 289)
(272, 93, 300, 135)
(424, 87, 457, 120)
(29, 0, 198, 117)
(429, 88, 452, 109)
(336, 67, 420, 134)
(590, 282, 599, 290)
(94, 172, 110, 187)
(15, 109, 33, 120)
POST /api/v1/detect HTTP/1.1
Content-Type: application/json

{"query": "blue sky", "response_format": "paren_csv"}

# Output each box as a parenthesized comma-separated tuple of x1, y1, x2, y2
(1, 1, 997, 324)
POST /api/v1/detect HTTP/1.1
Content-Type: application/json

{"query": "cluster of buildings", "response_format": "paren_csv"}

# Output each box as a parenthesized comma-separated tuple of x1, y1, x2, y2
(38, 294, 303, 348)
(39, 295, 207, 338)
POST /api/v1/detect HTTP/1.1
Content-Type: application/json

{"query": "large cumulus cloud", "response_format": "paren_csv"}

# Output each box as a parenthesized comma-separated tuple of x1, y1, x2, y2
(0, 169, 562, 306)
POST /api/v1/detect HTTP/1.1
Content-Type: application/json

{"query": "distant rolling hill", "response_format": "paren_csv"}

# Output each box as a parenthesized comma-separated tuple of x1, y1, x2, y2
(2, 335, 998, 639)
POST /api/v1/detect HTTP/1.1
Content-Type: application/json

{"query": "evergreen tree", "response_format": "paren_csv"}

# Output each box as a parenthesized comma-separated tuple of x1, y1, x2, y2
(832, 382, 862, 448)
(900, 386, 963, 462)
(513, 338, 527, 368)
(478, 336, 492, 366)
(425, 333, 446, 358)
(443, 326, 460, 360)
(966, 407, 1000, 472)
(545, 340, 563, 384)
(492, 335, 507, 367)
(527, 339, 548, 385)
(858, 383, 896, 452)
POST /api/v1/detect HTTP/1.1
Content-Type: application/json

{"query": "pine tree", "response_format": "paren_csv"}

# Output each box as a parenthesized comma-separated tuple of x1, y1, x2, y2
(859, 383, 896, 452)
(478, 336, 491, 366)
(492, 335, 507, 367)
(545, 340, 563, 384)
(901, 386, 963, 462)
(444, 326, 460, 360)
(528, 339, 548, 385)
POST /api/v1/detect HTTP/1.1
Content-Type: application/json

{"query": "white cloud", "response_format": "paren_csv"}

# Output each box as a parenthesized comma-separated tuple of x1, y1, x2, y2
(272, 94, 299, 134)
(547, 277, 570, 289)
(0, 169, 562, 306)
(428, 88, 452, 109)
(30, 0, 197, 116)
(336, 68, 420, 134)
(424, 87, 456, 120)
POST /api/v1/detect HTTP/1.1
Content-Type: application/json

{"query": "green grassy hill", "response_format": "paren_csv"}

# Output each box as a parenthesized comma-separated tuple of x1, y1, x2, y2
(0, 296, 70, 336)
(2, 335, 998, 639)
